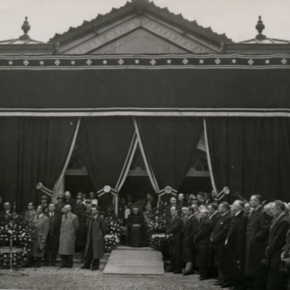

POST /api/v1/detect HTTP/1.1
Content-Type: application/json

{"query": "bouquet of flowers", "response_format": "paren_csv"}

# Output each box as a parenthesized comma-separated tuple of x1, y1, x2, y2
(0, 219, 35, 269)
(99, 209, 121, 252)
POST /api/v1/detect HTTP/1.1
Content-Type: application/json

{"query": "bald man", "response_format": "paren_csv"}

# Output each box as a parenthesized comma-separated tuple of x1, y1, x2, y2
(59, 205, 79, 268)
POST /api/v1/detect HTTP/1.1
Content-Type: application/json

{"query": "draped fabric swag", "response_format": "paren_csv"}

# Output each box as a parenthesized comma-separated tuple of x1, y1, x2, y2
(77, 117, 135, 208)
(0, 117, 78, 211)
(135, 117, 204, 200)
(206, 117, 290, 202)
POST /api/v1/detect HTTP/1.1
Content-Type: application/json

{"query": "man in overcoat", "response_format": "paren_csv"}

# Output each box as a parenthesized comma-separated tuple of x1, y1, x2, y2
(207, 203, 219, 278)
(265, 200, 290, 290)
(31, 205, 49, 267)
(223, 200, 249, 290)
(44, 203, 62, 266)
(82, 205, 107, 270)
(194, 207, 216, 280)
(245, 195, 270, 290)
(211, 201, 232, 286)
(59, 205, 79, 268)
(73, 194, 86, 254)
(182, 206, 199, 275)
(166, 206, 183, 274)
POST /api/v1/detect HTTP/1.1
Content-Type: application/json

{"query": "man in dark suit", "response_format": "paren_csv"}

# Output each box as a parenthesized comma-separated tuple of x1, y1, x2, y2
(82, 205, 107, 270)
(64, 191, 76, 208)
(166, 206, 183, 274)
(40, 195, 50, 216)
(44, 203, 62, 266)
(182, 206, 199, 275)
(207, 203, 219, 278)
(23, 201, 37, 225)
(165, 197, 180, 227)
(195, 205, 218, 281)
(73, 194, 87, 255)
(266, 200, 290, 290)
(211, 201, 232, 287)
(245, 194, 270, 290)
(223, 200, 249, 290)
(177, 193, 186, 208)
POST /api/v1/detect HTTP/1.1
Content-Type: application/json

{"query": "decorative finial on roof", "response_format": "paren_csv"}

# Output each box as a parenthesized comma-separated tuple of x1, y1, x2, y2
(255, 16, 266, 40)
(132, 0, 149, 13)
(20, 17, 31, 40)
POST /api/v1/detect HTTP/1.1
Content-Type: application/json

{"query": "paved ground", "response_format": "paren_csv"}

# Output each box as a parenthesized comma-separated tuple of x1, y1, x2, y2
(0, 266, 223, 290)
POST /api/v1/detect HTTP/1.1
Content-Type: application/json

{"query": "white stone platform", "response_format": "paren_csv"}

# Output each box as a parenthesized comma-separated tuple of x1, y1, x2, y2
(103, 246, 164, 275)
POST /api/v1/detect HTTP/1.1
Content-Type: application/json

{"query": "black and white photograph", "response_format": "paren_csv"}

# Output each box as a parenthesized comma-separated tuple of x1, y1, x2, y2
(0, 0, 290, 289)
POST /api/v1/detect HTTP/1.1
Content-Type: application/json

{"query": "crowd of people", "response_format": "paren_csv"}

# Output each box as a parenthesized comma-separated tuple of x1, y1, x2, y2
(1, 190, 290, 290)
(0, 191, 107, 270)
(164, 193, 290, 290)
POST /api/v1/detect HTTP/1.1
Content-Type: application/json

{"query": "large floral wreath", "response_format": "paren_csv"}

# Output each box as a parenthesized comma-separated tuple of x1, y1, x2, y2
(0, 216, 35, 269)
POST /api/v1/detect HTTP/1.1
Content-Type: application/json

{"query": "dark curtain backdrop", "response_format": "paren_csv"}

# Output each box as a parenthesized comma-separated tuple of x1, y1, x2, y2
(0, 118, 78, 212)
(137, 117, 203, 192)
(77, 117, 135, 208)
(206, 117, 290, 202)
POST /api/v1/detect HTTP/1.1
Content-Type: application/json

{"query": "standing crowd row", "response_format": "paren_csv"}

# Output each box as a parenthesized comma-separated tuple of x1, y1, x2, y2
(164, 194, 290, 290)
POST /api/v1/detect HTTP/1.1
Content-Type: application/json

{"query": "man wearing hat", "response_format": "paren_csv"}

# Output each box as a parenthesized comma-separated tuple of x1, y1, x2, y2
(41, 195, 49, 216)
(55, 194, 66, 215)
(73, 194, 86, 255)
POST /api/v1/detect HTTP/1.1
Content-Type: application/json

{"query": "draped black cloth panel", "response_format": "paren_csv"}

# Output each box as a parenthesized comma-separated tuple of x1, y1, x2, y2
(77, 117, 135, 208)
(206, 118, 290, 202)
(137, 117, 203, 192)
(0, 118, 77, 211)
(1, 68, 290, 110)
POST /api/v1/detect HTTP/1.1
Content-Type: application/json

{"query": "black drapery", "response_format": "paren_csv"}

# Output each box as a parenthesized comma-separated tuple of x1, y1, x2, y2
(137, 117, 204, 192)
(77, 117, 135, 208)
(0, 118, 78, 211)
(1, 66, 290, 111)
(206, 117, 290, 202)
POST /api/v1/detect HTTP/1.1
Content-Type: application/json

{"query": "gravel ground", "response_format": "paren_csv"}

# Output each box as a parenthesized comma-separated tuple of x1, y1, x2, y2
(0, 267, 223, 290)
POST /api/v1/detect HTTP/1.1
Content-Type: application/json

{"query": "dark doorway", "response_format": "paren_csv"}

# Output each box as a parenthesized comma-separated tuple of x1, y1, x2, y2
(179, 177, 212, 194)
(65, 175, 95, 198)
(119, 176, 155, 203)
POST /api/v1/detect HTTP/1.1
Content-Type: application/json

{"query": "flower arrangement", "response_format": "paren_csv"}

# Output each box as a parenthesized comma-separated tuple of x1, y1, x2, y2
(147, 205, 167, 251)
(0, 218, 35, 269)
(99, 209, 121, 252)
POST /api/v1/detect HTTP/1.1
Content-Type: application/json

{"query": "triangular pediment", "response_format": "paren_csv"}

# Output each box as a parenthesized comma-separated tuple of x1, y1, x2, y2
(88, 28, 191, 54)
(50, 1, 232, 55)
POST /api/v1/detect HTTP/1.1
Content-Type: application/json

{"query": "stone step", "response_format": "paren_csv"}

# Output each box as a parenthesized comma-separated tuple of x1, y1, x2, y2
(116, 246, 155, 251)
